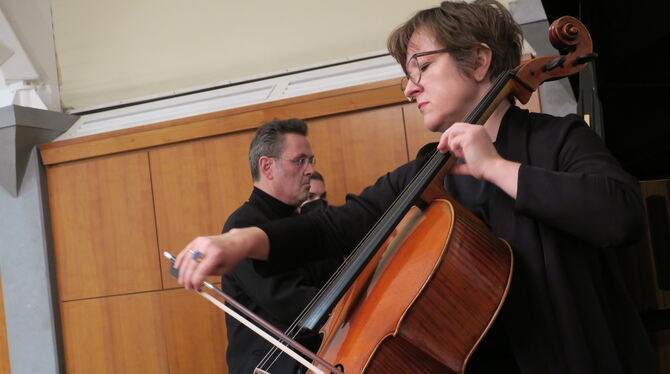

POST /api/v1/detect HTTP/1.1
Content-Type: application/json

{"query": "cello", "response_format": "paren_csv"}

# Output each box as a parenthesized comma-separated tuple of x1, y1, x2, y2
(169, 15, 596, 374)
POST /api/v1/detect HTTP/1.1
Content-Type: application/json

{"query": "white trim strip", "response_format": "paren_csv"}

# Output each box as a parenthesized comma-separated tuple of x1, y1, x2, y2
(56, 54, 403, 141)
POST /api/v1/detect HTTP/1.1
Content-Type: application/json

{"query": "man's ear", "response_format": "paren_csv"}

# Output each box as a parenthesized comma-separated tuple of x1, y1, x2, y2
(259, 156, 274, 180)
(472, 43, 493, 82)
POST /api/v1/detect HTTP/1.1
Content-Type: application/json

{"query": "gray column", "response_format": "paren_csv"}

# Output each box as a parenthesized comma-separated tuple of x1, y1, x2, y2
(0, 105, 77, 374)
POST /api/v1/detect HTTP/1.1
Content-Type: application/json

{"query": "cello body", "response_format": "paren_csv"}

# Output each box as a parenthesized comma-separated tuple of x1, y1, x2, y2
(312, 198, 513, 373)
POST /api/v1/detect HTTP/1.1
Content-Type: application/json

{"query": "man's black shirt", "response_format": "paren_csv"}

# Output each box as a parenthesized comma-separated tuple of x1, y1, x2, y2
(221, 187, 340, 373)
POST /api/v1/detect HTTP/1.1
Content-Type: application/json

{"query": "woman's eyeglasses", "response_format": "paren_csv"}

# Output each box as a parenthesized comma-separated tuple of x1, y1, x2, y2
(400, 47, 453, 92)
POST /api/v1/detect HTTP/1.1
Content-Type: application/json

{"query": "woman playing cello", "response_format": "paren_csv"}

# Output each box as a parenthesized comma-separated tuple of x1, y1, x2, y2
(176, 1, 658, 372)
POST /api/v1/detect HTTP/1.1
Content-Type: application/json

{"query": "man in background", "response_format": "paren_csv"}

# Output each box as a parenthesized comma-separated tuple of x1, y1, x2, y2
(300, 171, 327, 213)
(221, 118, 341, 374)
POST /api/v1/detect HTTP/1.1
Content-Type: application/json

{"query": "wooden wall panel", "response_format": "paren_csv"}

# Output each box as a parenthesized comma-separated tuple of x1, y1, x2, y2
(47, 152, 162, 301)
(39, 79, 407, 166)
(150, 131, 255, 288)
(307, 106, 409, 206)
(0, 274, 10, 374)
(61, 292, 169, 374)
(160, 288, 228, 373)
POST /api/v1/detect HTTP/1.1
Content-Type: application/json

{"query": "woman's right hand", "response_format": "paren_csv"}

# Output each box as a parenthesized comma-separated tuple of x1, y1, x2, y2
(174, 227, 270, 290)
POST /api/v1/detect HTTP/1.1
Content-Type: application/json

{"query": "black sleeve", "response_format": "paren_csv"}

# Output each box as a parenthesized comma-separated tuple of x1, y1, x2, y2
(514, 116, 645, 247)
(223, 205, 267, 233)
(223, 205, 333, 323)
(260, 143, 437, 264)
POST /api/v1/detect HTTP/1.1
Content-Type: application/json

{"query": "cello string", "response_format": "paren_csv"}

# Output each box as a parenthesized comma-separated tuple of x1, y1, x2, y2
(256, 252, 356, 370)
(197, 289, 327, 374)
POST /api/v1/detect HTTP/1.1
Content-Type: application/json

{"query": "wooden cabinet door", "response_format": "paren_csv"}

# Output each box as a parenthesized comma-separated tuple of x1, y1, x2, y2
(61, 293, 169, 374)
(47, 152, 162, 301)
(160, 288, 228, 373)
(150, 131, 255, 288)
(307, 106, 409, 206)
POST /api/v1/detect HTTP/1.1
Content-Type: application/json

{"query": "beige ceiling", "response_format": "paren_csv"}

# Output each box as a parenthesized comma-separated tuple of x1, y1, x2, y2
(51, 0, 442, 111)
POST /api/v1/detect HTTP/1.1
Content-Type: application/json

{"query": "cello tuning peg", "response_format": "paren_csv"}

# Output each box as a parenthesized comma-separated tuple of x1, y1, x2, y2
(542, 56, 566, 72)
(572, 52, 599, 66)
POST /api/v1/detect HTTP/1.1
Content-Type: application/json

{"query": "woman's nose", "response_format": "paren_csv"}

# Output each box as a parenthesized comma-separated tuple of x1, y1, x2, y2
(403, 79, 421, 100)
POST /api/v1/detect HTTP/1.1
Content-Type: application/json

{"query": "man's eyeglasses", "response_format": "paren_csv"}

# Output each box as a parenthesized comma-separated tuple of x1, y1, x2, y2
(274, 156, 316, 168)
(400, 47, 453, 93)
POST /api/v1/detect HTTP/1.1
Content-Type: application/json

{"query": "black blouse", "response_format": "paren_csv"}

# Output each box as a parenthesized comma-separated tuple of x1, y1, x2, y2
(259, 106, 658, 374)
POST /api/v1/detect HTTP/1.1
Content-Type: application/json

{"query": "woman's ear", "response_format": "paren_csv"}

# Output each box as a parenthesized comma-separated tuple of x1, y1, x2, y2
(259, 156, 274, 180)
(473, 43, 493, 82)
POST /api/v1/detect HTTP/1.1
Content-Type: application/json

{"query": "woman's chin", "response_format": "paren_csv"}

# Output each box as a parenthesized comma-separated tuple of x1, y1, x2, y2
(422, 112, 450, 133)
(424, 120, 445, 133)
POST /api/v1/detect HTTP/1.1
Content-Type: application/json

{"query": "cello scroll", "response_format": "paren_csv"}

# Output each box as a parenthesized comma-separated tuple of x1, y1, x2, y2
(511, 16, 597, 104)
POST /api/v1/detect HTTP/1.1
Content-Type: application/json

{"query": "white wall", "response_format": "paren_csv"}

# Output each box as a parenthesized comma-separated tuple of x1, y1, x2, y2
(0, 0, 61, 111)
(1, 0, 565, 116)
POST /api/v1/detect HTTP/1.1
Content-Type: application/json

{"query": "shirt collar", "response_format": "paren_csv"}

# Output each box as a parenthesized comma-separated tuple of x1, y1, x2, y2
(250, 186, 298, 218)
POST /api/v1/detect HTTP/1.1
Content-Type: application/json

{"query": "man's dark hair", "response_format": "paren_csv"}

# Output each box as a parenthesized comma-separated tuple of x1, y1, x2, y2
(309, 171, 324, 182)
(249, 118, 308, 181)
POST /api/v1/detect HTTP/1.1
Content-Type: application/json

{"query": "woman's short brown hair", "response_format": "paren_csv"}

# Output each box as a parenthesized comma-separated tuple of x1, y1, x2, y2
(387, 0, 522, 82)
